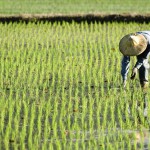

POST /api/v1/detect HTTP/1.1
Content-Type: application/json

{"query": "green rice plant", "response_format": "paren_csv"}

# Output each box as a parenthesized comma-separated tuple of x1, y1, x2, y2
(19, 101, 28, 145)
(27, 103, 36, 147)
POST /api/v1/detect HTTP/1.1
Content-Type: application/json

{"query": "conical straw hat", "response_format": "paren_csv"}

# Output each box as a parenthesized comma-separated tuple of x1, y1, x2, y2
(119, 33, 147, 56)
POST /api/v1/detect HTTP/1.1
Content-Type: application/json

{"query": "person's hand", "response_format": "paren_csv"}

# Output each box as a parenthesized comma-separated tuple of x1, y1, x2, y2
(130, 67, 138, 80)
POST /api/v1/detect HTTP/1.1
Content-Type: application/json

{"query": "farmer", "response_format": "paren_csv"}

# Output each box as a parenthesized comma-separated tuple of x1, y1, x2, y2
(119, 31, 150, 118)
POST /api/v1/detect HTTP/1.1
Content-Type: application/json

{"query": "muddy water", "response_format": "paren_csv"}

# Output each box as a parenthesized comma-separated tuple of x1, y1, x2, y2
(89, 129, 149, 149)
(128, 129, 150, 149)
(47, 129, 150, 149)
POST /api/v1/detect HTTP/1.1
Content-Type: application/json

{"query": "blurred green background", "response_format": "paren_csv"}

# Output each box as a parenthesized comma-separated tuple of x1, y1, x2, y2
(0, 0, 150, 15)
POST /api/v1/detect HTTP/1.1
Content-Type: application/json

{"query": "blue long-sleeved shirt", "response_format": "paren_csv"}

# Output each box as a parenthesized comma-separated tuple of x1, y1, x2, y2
(121, 31, 150, 81)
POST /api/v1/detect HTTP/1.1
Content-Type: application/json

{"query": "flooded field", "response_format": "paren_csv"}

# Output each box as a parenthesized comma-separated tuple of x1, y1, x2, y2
(0, 21, 150, 149)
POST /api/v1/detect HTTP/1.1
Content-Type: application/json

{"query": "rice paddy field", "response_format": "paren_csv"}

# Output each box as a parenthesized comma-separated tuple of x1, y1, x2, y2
(0, 21, 150, 150)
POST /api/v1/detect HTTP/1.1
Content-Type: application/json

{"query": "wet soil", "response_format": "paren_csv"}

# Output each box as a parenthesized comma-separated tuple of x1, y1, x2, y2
(1, 13, 150, 23)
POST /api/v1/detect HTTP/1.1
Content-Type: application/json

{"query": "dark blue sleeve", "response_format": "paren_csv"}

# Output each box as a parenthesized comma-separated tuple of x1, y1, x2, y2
(121, 56, 130, 81)
(135, 47, 150, 69)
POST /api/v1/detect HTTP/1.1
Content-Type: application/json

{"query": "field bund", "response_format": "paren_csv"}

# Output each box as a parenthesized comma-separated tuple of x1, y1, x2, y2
(1, 13, 150, 23)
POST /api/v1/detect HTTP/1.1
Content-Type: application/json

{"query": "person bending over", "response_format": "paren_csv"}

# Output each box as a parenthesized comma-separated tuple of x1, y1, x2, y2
(119, 31, 150, 117)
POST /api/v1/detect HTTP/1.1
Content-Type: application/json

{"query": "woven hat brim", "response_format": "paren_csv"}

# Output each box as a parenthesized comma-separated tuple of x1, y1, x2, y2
(119, 34, 147, 56)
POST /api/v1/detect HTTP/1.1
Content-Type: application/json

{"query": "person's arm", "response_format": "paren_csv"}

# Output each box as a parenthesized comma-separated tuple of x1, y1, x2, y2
(131, 48, 150, 80)
(130, 57, 147, 80)
(134, 48, 150, 69)
(121, 56, 130, 87)
(134, 58, 145, 69)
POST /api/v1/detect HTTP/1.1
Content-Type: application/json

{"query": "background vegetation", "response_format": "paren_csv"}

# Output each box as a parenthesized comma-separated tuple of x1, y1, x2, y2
(0, 0, 150, 15)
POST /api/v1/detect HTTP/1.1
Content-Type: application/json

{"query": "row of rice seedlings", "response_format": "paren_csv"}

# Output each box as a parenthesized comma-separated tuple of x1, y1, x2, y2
(0, 21, 150, 149)
(0, 21, 141, 89)
(0, 21, 139, 146)
(0, 88, 146, 148)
